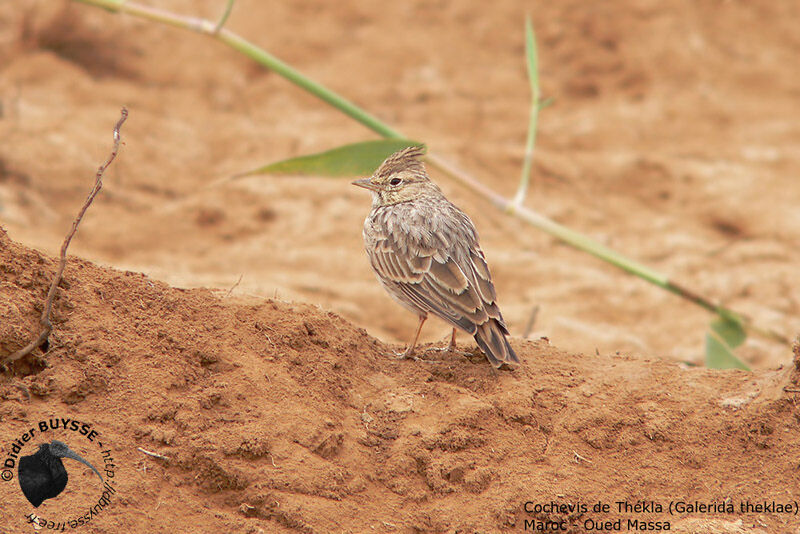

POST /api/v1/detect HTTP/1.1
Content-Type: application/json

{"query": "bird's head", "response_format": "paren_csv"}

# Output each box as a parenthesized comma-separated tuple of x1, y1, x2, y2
(352, 146, 438, 206)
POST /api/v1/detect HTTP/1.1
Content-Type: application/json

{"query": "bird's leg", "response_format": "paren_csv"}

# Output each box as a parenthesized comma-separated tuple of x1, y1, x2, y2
(403, 315, 427, 358)
(396, 315, 426, 360)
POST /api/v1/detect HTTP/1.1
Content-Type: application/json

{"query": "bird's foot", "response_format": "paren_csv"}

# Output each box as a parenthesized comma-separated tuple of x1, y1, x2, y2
(428, 330, 459, 355)
(429, 344, 469, 359)
(388, 348, 439, 363)
(388, 347, 417, 360)
(430, 345, 469, 356)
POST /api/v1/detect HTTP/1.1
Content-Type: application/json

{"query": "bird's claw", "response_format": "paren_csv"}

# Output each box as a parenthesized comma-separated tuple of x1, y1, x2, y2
(390, 350, 414, 360)
(387, 349, 439, 363)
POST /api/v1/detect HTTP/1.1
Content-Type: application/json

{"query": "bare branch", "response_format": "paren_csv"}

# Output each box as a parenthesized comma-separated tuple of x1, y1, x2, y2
(2, 107, 128, 365)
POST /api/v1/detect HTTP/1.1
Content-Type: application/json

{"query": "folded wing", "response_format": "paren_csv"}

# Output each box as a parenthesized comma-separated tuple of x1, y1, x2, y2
(368, 232, 508, 338)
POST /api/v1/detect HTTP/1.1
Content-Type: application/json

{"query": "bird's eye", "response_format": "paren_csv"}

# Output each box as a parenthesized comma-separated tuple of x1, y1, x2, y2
(389, 178, 402, 186)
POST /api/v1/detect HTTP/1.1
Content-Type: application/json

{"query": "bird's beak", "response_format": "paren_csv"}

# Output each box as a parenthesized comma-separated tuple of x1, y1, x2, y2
(352, 178, 380, 192)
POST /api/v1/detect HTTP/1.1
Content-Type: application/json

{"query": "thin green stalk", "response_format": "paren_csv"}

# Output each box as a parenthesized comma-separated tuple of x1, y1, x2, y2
(218, 31, 404, 139)
(213, 0, 235, 33)
(427, 154, 667, 287)
(75, 0, 404, 140)
(512, 17, 540, 207)
(427, 154, 787, 346)
(72, 0, 789, 347)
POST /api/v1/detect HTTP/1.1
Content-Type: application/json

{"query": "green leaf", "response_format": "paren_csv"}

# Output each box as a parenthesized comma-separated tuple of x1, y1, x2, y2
(234, 140, 424, 178)
(710, 316, 746, 349)
(705, 317, 749, 370)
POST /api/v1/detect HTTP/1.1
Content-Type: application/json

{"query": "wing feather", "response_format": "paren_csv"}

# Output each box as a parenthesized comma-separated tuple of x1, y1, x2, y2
(367, 218, 502, 336)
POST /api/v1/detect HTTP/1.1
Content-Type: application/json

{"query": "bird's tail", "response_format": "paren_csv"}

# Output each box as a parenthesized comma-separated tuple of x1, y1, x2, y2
(473, 319, 519, 369)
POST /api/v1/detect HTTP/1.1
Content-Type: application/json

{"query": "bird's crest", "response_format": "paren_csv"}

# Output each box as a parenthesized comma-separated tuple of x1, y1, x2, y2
(375, 145, 426, 179)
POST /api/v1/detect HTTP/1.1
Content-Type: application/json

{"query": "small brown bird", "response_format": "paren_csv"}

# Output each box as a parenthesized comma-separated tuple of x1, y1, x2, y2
(353, 146, 519, 369)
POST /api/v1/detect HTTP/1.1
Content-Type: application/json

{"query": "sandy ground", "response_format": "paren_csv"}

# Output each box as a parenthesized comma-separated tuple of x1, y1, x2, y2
(1, 0, 800, 532)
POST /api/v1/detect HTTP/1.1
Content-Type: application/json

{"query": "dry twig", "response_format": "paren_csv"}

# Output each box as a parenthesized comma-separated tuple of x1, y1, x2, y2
(2, 107, 128, 365)
(224, 273, 244, 297)
(138, 447, 170, 460)
(573, 450, 593, 464)
(522, 304, 540, 339)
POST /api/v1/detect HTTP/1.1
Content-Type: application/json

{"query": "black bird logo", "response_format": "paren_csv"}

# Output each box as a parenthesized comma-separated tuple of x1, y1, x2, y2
(17, 440, 103, 507)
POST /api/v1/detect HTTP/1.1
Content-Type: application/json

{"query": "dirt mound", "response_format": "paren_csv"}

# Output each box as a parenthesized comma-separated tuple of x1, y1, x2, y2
(2, 1, 799, 370)
(2, 228, 798, 532)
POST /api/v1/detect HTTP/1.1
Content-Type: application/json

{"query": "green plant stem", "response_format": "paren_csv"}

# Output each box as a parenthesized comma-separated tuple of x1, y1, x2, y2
(75, 0, 404, 140)
(512, 101, 538, 207)
(72, 0, 789, 347)
(213, 0, 235, 33)
(428, 154, 664, 280)
(512, 17, 540, 207)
